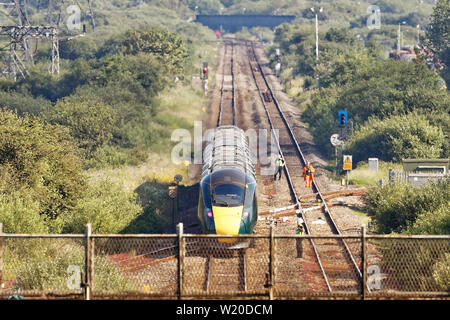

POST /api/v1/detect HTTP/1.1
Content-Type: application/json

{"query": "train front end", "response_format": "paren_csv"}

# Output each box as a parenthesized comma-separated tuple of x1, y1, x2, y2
(198, 168, 257, 237)
(197, 126, 257, 243)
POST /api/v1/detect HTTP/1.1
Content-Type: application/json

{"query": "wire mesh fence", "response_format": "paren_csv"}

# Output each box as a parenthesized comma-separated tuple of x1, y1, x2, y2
(0, 224, 449, 300)
(365, 237, 450, 298)
(0, 236, 86, 299)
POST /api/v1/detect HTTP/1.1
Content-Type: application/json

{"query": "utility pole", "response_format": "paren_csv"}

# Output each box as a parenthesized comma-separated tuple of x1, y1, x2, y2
(311, 6, 323, 88)
(397, 21, 406, 52)
(311, 6, 323, 61)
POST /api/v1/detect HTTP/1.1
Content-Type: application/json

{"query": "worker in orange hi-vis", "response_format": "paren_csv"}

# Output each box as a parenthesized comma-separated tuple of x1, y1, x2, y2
(303, 161, 315, 188)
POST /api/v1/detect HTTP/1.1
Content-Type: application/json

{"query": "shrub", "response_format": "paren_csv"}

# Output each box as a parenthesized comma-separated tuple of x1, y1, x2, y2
(347, 113, 445, 164)
(0, 91, 51, 116)
(406, 204, 450, 235)
(363, 180, 450, 234)
(44, 98, 118, 156)
(5, 240, 131, 292)
(84, 145, 129, 169)
(432, 253, 450, 291)
(0, 109, 86, 221)
(0, 193, 49, 234)
(62, 178, 142, 234)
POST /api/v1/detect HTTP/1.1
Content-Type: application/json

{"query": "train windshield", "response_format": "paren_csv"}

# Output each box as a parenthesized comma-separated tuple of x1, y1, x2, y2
(210, 169, 247, 207)
(212, 184, 245, 207)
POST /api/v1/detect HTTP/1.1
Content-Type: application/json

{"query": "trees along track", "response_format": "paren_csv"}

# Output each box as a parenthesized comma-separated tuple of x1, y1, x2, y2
(104, 39, 366, 297)
(243, 38, 367, 294)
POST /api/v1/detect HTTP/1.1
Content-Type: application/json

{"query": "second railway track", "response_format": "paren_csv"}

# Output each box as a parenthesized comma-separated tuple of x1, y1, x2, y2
(242, 39, 364, 295)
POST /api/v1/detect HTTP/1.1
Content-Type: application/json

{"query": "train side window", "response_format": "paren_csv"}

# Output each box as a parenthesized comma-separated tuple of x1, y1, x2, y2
(244, 177, 256, 208)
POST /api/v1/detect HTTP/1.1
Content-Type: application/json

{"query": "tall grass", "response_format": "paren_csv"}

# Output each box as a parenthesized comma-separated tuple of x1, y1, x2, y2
(348, 161, 403, 186)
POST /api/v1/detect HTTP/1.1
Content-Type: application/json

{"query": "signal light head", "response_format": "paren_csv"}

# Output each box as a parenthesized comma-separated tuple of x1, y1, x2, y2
(203, 67, 208, 72)
(207, 211, 213, 218)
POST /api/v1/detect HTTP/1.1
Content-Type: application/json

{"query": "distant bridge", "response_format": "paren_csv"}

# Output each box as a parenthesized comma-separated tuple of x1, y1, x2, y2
(195, 15, 296, 32)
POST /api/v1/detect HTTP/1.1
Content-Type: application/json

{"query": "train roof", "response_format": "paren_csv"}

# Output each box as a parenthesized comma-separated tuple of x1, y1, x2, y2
(202, 126, 255, 178)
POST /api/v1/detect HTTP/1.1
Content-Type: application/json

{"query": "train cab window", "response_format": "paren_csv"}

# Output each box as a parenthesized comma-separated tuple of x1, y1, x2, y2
(210, 169, 246, 207)
(212, 184, 245, 207)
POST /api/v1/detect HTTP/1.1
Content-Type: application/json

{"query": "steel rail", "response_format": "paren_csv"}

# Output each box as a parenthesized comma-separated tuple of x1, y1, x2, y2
(231, 42, 236, 126)
(217, 41, 236, 127)
(217, 42, 226, 127)
(245, 39, 332, 292)
(247, 40, 367, 292)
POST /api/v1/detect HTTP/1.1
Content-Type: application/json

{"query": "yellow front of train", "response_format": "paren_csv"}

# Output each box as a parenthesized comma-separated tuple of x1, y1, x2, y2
(198, 167, 258, 243)
(212, 205, 243, 242)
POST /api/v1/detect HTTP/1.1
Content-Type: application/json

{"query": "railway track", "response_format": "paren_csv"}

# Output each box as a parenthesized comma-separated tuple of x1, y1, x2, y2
(101, 39, 364, 298)
(202, 40, 248, 295)
(242, 39, 364, 294)
(217, 41, 236, 126)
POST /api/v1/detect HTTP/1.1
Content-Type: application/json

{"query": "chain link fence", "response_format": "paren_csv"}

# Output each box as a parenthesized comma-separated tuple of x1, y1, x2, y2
(0, 223, 449, 300)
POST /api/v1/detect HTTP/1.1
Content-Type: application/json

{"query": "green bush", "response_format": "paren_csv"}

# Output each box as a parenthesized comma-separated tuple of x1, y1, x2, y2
(377, 239, 449, 292)
(0, 193, 49, 234)
(363, 180, 450, 234)
(347, 113, 445, 163)
(432, 253, 450, 291)
(304, 52, 449, 159)
(0, 91, 51, 116)
(0, 109, 86, 221)
(62, 178, 142, 234)
(84, 145, 129, 169)
(6, 240, 132, 292)
(98, 28, 188, 75)
(406, 204, 450, 235)
(44, 98, 118, 156)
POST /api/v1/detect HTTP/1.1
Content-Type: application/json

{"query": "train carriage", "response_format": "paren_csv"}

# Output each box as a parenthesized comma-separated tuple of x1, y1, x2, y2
(197, 126, 258, 240)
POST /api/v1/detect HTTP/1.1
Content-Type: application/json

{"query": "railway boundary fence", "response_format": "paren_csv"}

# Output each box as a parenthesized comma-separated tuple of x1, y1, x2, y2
(0, 223, 449, 300)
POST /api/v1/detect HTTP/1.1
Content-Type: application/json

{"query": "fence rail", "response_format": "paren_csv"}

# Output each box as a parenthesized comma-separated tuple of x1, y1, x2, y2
(0, 223, 449, 300)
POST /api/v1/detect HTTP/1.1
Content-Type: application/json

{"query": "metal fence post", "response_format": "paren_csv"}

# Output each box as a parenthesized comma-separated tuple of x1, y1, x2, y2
(269, 224, 275, 300)
(0, 223, 3, 288)
(177, 223, 184, 299)
(362, 225, 367, 300)
(84, 223, 93, 300)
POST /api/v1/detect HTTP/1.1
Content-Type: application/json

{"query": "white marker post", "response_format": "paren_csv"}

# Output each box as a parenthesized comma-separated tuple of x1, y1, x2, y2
(330, 133, 343, 177)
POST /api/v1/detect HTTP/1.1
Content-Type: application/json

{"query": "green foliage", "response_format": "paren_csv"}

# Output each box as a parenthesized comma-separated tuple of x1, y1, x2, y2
(84, 145, 129, 169)
(304, 52, 449, 159)
(59, 37, 98, 60)
(0, 109, 86, 221)
(347, 113, 445, 163)
(44, 99, 118, 156)
(432, 253, 450, 291)
(363, 180, 450, 234)
(123, 179, 173, 234)
(424, 0, 450, 86)
(99, 28, 188, 75)
(425, 0, 449, 55)
(5, 240, 131, 292)
(407, 204, 450, 235)
(0, 91, 51, 116)
(0, 193, 48, 234)
(62, 178, 142, 234)
(348, 161, 402, 187)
